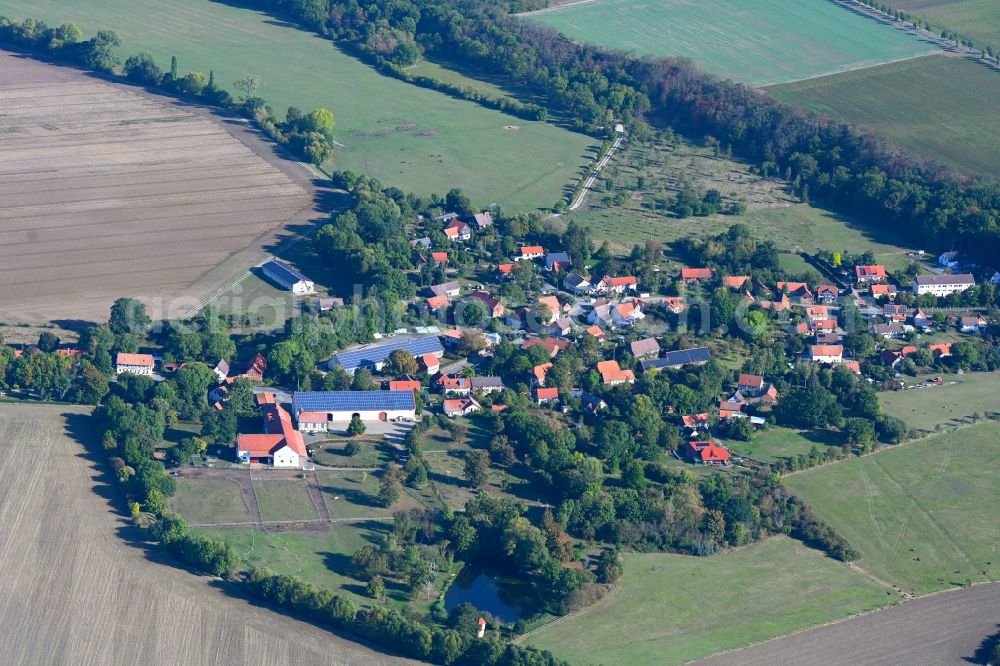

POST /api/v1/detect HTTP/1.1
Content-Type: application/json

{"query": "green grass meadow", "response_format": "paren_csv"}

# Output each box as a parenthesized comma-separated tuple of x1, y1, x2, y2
(196, 523, 387, 605)
(253, 479, 320, 522)
(726, 427, 840, 463)
(786, 422, 1000, 595)
(569, 200, 917, 269)
(0, 0, 595, 210)
(524, 0, 935, 86)
(768, 54, 1000, 178)
(879, 372, 1000, 433)
(167, 477, 250, 524)
(528, 536, 894, 665)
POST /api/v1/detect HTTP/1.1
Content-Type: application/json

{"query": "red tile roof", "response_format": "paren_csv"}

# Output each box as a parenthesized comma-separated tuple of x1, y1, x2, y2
(116, 352, 154, 368)
(681, 267, 713, 280)
(535, 387, 559, 400)
(596, 360, 635, 384)
(389, 380, 421, 392)
(686, 441, 731, 463)
(737, 374, 764, 389)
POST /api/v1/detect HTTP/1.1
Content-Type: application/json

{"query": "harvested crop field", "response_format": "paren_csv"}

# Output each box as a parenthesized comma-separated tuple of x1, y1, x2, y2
(0, 0, 595, 211)
(0, 50, 319, 324)
(0, 401, 416, 665)
(767, 54, 1000, 178)
(698, 581, 1000, 665)
(523, 0, 936, 86)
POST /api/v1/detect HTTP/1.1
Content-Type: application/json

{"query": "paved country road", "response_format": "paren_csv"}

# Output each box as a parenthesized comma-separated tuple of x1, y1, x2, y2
(697, 582, 1000, 665)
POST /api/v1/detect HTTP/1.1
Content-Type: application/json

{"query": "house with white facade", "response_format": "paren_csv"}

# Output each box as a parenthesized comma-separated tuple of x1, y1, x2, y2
(116, 352, 155, 376)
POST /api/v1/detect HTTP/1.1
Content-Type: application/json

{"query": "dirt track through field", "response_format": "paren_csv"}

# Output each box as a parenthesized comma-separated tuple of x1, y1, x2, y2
(0, 403, 419, 665)
(697, 581, 1000, 665)
(0, 50, 322, 323)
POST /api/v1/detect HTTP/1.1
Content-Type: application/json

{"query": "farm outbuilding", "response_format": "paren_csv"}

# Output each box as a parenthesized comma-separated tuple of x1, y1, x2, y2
(260, 259, 315, 295)
(292, 391, 417, 431)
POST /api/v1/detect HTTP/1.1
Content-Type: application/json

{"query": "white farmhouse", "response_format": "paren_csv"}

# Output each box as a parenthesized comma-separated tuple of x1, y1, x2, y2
(116, 352, 155, 376)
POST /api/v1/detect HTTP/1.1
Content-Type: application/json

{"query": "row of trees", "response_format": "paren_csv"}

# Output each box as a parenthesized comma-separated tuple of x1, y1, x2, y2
(235, 0, 1000, 262)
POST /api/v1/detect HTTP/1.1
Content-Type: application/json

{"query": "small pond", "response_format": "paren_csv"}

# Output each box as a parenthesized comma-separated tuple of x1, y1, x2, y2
(443, 565, 537, 623)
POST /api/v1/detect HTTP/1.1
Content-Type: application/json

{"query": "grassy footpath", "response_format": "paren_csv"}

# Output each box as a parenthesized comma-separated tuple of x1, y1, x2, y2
(524, 0, 934, 86)
(0, 0, 595, 209)
(528, 536, 895, 665)
(768, 54, 1000, 179)
(786, 422, 1000, 595)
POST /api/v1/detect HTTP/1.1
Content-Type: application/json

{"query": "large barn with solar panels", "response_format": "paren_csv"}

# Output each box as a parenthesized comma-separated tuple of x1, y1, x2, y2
(293, 390, 417, 431)
(327, 335, 444, 374)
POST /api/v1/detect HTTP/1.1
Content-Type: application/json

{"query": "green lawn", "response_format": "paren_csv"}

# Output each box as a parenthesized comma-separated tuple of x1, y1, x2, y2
(310, 437, 394, 468)
(768, 54, 1000, 178)
(786, 422, 1000, 595)
(726, 427, 840, 463)
(528, 536, 895, 665)
(1, 0, 596, 210)
(253, 479, 320, 522)
(195, 523, 387, 606)
(888, 0, 1000, 51)
(168, 478, 250, 524)
(524, 0, 935, 86)
(879, 371, 1000, 434)
(315, 470, 412, 519)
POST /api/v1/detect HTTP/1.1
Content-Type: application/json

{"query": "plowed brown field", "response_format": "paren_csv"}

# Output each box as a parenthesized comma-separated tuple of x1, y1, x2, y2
(0, 402, 418, 665)
(0, 51, 320, 324)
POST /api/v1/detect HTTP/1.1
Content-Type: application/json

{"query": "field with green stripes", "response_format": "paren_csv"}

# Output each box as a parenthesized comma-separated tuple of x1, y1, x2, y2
(524, 0, 936, 86)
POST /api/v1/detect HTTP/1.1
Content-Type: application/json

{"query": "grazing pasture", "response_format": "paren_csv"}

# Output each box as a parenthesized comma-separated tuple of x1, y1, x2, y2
(888, 0, 1000, 50)
(786, 422, 1000, 595)
(528, 536, 894, 665)
(523, 0, 936, 86)
(0, 50, 317, 324)
(0, 402, 413, 665)
(879, 371, 1000, 433)
(768, 54, 1000, 178)
(0, 0, 595, 210)
(253, 479, 321, 522)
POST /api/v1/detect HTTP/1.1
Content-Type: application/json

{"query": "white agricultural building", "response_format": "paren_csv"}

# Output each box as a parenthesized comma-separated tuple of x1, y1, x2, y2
(260, 258, 315, 295)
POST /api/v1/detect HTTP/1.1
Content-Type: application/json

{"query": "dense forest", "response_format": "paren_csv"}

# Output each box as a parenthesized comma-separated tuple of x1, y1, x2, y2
(225, 0, 1000, 264)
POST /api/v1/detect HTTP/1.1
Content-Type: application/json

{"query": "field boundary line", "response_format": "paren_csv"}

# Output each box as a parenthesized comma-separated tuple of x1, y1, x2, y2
(189, 516, 392, 528)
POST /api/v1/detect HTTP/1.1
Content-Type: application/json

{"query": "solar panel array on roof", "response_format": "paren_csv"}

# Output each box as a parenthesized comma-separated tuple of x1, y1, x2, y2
(641, 346, 711, 370)
(331, 336, 444, 372)
(262, 259, 310, 285)
(293, 391, 416, 413)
